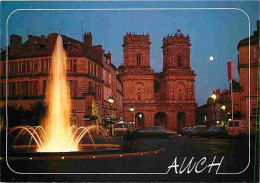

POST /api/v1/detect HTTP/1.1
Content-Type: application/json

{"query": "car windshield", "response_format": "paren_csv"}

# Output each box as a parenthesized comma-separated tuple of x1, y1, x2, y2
(146, 126, 164, 131)
(208, 127, 216, 131)
(234, 121, 239, 127)
(228, 122, 234, 127)
(115, 124, 128, 128)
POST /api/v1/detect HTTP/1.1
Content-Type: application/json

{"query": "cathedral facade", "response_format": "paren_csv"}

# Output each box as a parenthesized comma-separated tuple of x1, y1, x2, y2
(118, 30, 197, 130)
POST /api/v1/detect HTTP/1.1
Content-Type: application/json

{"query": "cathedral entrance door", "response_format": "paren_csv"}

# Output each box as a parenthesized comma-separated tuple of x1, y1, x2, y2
(154, 112, 167, 127)
(177, 112, 186, 129)
(135, 112, 145, 129)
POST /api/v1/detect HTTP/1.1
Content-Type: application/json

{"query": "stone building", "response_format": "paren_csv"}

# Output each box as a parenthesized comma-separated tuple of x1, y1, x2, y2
(237, 20, 259, 122)
(197, 88, 242, 126)
(118, 30, 197, 130)
(0, 32, 123, 126)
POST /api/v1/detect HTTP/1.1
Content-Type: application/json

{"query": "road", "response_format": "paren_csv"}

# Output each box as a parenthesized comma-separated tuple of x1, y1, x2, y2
(1, 135, 258, 182)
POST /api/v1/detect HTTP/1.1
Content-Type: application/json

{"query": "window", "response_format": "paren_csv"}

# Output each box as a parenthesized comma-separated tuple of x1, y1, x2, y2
(177, 55, 182, 67)
(74, 80, 78, 97)
(88, 62, 90, 74)
(73, 59, 77, 73)
(34, 60, 38, 72)
(27, 60, 30, 73)
(137, 52, 141, 66)
(33, 81, 38, 96)
(94, 64, 96, 77)
(41, 59, 44, 72)
(1, 83, 4, 98)
(45, 59, 50, 72)
(22, 61, 26, 73)
(98, 85, 101, 100)
(15, 62, 18, 74)
(234, 121, 239, 127)
(8, 62, 12, 74)
(43, 80, 47, 96)
(3, 63, 6, 75)
(68, 60, 73, 71)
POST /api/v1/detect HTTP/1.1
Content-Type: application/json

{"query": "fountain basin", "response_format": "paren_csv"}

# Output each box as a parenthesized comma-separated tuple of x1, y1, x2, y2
(6, 147, 165, 161)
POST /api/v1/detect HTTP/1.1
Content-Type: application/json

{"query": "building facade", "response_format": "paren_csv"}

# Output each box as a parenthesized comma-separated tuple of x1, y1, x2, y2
(0, 32, 123, 126)
(197, 88, 242, 126)
(237, 20, 259, 122)
(118, 30, 197, 130)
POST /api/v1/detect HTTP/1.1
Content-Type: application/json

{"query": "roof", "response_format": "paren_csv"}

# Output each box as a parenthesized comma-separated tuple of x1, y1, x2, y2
(0, 33, 107, 66)
(237, 30, 259, 49)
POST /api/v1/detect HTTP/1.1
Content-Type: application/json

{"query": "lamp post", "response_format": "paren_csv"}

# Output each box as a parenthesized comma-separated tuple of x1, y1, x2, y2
(108, 97, 114, 136)
(138, 113, 143, 129)
(220, 105, 226, 125)
(129, 106, 134, 129)
(211, 92, 217, 125)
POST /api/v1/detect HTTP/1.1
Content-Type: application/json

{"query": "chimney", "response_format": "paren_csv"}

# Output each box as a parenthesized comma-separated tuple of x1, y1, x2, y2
(216, 89, 220, 95)
(10, 34, 22, 48)
(84, 32, 92, 46)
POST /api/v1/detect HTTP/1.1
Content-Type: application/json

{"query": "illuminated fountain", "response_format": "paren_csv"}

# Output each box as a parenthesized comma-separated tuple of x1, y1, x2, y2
(11, 36, 109, 153)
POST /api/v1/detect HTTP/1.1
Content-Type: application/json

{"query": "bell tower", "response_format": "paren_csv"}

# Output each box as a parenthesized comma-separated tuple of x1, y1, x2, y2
(118, 33, 155, 129)
(162, 30, 191, 71)
(122, 33, 151, 68)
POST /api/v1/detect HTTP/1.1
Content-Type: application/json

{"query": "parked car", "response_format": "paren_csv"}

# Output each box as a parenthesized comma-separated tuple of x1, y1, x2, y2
(227, 120, 256, 137)
(198, 126, 227, 138)
(177, 127, 192, 136)
(138, 126, 169, 138)
(114, 122, 129, 136)
(186, 125, 208, 137)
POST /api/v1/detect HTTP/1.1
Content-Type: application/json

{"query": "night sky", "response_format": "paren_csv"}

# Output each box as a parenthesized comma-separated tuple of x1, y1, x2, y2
(1, 1, 259, 106)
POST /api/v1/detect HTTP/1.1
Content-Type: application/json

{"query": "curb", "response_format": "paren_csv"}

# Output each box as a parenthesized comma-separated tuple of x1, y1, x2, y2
(4, 148, 165, 161)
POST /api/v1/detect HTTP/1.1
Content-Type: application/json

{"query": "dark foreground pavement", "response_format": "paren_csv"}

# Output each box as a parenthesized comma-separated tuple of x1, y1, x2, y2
(0, 135, 259, 182)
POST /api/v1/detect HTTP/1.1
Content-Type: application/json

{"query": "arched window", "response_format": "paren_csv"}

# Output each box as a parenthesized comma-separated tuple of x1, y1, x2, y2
(177, 55, 182, 67)
(137, 52, 141, 66)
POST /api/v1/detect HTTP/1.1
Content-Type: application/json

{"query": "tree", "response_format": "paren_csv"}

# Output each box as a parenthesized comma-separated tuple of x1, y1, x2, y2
(0, 104, 25, 128)
(29, 101, 47, 126)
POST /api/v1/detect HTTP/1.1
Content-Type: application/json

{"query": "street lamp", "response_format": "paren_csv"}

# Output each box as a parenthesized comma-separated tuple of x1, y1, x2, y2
(108, 97, 114, 106)
(220, 105, 226, 125)
(220, 105, 226, 110)
(211, 93, 217, 102)
(129, 106, 134, 129)
(138, 114, 143, 129)
(211, 92, 217, 125)
(108, 97, 114, 136)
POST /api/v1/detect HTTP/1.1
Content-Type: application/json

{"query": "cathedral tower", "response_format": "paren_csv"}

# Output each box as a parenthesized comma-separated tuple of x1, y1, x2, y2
(162, 30, 191, 71)
(118, 33, 155, 129)
(122, 33, 151, 68)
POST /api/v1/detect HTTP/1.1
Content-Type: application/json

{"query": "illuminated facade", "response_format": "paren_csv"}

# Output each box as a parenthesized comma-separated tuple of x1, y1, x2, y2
(0, 32, 123, 125)
(237, 20, 259, 121)
(118, 30, 197, 130)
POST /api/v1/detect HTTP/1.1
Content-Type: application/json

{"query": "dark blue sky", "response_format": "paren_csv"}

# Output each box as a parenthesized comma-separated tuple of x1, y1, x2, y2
(1, 1, 259, 106)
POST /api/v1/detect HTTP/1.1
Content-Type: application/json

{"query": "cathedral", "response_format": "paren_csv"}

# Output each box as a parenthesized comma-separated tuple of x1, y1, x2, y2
(118, 30, 197, 130)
